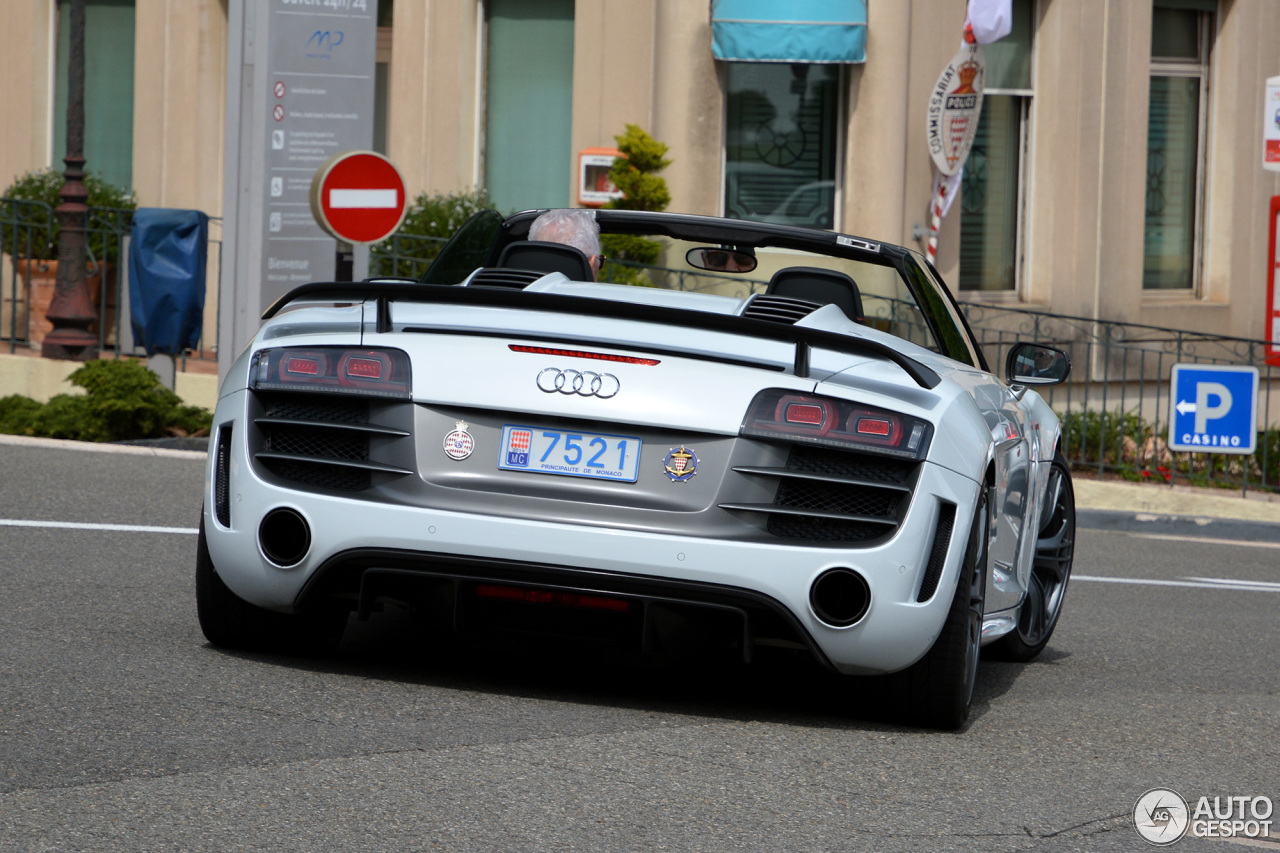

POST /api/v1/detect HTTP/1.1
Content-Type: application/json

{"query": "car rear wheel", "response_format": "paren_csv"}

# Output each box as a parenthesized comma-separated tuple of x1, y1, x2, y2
(990, 452, 1075, 662)
(887, 488, 989, 730)
(196, 513, 346, 654)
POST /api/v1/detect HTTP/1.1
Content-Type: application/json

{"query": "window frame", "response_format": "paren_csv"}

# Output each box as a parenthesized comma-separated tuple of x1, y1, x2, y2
(958, 0, 1036, 300)
(1143, 5, 1215, 295)
(718, 62, 847, 230)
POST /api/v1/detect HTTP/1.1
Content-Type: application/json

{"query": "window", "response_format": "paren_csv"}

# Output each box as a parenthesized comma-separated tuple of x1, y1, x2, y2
(724, 63, 840, 229)
(373, 0, 393, 156)
(1144, 2, 1215, 291)
(959, 0, 1034, 293)
(54, 0, 136, 190)
(484, 0, 575, 213)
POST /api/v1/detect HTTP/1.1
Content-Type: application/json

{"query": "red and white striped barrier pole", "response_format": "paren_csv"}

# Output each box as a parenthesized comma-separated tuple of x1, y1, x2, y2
(926, 177, 948, 265)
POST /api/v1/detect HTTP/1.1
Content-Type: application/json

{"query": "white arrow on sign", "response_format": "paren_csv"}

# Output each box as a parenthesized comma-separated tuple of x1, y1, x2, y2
(1175, 400, 1196, 416)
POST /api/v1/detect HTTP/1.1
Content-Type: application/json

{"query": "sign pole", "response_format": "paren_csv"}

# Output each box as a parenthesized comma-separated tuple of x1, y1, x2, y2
(1266, 195, 1280, 365)
(335, 241, 354, 283)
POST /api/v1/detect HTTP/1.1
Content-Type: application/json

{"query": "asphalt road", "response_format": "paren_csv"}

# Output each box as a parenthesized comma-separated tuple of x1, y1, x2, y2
(1, 441, 1277, 852)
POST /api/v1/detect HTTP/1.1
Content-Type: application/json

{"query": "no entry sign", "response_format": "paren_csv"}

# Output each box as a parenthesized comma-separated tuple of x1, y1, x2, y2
(310, 151, 407, 244)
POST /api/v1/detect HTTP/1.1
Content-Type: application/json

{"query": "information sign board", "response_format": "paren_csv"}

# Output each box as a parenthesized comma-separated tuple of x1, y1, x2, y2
(1168, 364, 1259, 454)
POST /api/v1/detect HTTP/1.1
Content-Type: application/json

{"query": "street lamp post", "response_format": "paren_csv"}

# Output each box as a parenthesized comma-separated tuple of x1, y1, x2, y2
(43, 0, 98, 361)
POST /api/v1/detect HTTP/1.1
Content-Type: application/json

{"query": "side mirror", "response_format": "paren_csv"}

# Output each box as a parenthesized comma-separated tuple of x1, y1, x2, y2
(1005, 342, 1071, 386)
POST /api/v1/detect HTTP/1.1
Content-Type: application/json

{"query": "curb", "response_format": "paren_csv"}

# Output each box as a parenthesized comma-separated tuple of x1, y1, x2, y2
(0, 433, 207, 460)
(1077, 508, 1280, 543)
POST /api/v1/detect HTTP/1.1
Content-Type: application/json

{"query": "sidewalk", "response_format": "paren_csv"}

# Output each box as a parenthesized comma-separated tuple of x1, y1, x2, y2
(1073, 477, 1280, 525)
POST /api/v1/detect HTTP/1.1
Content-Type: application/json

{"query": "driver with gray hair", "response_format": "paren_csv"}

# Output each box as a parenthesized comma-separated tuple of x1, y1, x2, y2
(528, 208, 603, 280)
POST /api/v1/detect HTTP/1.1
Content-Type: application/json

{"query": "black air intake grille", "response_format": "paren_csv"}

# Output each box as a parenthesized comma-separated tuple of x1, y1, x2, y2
(917, 503, 957, 602)
(741, 294, 821, 325)
(723, 446, 919, 546)
(251, 391, 412, 493)
(468, 268, 546, 289)
(214, 424, 232, 527)
(266, 425, 368, 461)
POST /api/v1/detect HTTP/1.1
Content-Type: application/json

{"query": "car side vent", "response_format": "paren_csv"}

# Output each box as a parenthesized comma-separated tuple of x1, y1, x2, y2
(214, 423, 233, 527)
(467, 268, 546, 289)
(741, 294, 822, 325)
(917, 503, 957, 602)
(723, 445, 919, 545)
(251, 391, 414, 493)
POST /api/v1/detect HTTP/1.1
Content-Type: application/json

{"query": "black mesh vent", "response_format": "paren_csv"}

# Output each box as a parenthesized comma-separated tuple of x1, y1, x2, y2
(785, 445, 914, 485)
(214, 424, 232, 527)
(728, 445, 919, 545)
(264, 424, 368, 461)
(917, 503, 957, 602)
(261, 457, 371, 492)
(250, 391, 410, 493)
(742, 295, 821, 324)
(469, 268, 545, 289)
(775, 480, 897, 518)
(261, 394, 369, 425)
(767, 516, 889, 543)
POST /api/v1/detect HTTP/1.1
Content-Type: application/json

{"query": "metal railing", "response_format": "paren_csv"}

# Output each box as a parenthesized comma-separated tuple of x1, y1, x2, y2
(10, 206, 1276, 493)
(2, 198, 222, 368)
(960, 302, 1280, 494)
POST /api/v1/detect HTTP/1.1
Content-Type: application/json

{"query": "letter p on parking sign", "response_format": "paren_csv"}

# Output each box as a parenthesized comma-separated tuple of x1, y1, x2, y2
(1168, 364, 1259, 454)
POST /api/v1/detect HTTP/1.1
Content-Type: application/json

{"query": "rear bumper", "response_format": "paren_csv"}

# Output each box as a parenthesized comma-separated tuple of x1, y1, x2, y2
(206, 390, 982, 675)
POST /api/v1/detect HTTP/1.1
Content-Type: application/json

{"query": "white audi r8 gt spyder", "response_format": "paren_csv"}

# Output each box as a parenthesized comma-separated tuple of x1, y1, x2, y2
(197, 208, 1076, 729)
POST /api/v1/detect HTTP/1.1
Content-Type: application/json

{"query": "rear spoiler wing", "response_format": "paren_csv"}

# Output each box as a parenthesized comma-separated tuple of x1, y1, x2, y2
(263, 281, 941, 390)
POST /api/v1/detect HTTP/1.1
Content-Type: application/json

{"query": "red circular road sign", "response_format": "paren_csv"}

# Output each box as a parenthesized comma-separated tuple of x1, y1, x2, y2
(310, 151, 408, 245)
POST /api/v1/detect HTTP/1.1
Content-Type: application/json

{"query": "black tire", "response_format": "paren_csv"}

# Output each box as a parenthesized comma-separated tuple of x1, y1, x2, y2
(196, 514, 346, 655)
(990, 452, 1075, 662)
(889, 488, 989, 730)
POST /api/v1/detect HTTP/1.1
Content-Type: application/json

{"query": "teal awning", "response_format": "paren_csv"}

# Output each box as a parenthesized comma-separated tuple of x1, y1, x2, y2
(712, 0, 867, 64)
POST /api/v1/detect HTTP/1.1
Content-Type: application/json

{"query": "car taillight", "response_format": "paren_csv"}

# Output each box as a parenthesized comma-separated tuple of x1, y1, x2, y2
(741, 388, 931, 459)
(250, 347, 411, 398)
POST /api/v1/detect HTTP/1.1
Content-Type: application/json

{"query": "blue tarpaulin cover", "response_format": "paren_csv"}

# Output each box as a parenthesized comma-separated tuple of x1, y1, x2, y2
(711, 0, 867, 64)
(128, 208, 208, 356)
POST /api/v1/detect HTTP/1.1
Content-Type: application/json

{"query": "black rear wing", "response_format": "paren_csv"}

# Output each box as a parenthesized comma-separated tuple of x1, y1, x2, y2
(263, 281, 941, 390)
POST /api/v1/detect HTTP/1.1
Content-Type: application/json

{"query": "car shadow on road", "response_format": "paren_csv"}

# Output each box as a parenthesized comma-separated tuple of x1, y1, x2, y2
(208, 605, 1050, 734)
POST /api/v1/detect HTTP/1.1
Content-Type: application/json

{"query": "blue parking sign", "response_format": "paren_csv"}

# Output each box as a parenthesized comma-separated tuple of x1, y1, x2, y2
(1168, 364, 1259, 454)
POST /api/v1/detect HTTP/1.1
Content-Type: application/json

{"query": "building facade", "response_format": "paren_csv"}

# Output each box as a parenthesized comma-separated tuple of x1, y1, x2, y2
(3, 0, 1280, 348)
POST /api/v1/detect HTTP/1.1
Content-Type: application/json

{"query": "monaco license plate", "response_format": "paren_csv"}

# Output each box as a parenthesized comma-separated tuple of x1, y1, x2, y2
(498, 425, 641, 482)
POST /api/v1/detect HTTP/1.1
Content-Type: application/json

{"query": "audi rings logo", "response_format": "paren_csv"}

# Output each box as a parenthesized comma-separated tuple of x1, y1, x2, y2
(536, 368, 620, 399)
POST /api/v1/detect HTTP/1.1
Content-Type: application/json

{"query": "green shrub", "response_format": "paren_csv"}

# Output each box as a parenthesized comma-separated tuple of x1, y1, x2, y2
(0, 168, 137, 262)
(0, 394, 42, 434)
(370, 188, 495, 278)
(0, 359, 211, 442)
(1059, 408, 1144, 465)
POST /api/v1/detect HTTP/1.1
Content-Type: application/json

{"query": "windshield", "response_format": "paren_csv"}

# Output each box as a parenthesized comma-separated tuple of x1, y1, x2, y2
(421, 210, 978, 366)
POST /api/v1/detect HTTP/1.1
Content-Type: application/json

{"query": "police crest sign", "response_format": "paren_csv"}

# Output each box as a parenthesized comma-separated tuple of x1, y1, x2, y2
(927, 43, 986, 176)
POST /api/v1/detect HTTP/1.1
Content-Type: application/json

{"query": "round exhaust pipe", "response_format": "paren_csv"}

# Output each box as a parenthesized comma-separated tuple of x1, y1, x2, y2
(259, 508, 311, 568)
(810, 568, 871, 627)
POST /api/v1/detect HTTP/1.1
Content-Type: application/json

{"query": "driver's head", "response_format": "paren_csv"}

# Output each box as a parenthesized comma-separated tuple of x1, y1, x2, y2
(529, 209, 603, 280)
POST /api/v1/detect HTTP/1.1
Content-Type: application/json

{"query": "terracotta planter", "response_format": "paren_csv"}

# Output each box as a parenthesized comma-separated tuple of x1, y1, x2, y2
(11, 258, 117, 346)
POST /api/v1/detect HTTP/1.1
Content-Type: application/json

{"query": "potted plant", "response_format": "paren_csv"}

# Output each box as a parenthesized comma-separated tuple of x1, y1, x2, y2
(0, 168, 137, 345)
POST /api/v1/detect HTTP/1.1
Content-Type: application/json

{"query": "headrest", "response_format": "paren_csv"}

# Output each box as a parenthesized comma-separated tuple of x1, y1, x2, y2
(765, 266, 864, 322)
(496, 240, 594, 281)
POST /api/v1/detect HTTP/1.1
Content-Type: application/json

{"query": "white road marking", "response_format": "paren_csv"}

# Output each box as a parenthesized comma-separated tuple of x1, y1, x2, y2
(1075, 575, 1280, 593)
(0, 519, 198, 535)
(1126, 532, 1280, 550)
